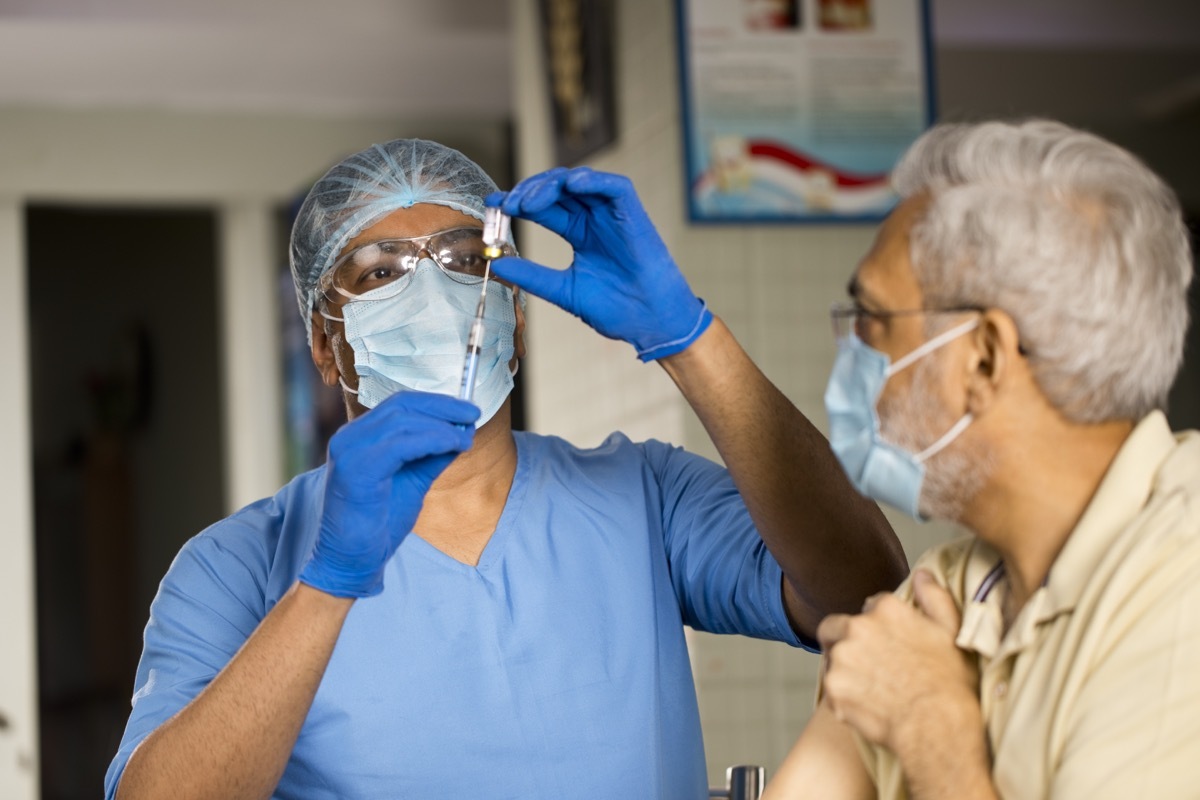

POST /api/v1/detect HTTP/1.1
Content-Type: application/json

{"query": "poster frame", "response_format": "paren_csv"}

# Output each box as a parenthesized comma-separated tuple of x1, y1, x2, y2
(674, 0, 937, 225)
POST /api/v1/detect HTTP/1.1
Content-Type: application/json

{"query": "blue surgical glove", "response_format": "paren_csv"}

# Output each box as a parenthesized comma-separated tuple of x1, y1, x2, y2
(299, 391, 480, 598)
(488, 167, 712, 361)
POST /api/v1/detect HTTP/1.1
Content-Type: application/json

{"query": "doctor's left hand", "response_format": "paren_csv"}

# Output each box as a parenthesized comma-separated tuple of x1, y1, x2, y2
(487, 167, 711, 361)
(299, 391, 479, 599)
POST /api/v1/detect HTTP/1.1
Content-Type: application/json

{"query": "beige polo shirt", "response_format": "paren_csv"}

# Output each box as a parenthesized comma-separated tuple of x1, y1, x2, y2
(860, 411, 1200, 799)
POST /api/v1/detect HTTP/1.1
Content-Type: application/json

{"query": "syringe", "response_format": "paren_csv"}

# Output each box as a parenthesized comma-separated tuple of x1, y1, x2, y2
(458, 207, 512, 402)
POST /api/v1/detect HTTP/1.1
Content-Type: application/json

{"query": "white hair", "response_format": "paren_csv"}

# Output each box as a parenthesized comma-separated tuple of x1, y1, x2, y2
(892, 119, 1194, 423)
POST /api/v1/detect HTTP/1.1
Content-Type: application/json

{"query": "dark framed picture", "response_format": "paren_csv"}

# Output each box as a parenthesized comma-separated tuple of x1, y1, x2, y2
(539, 0, 618, 166)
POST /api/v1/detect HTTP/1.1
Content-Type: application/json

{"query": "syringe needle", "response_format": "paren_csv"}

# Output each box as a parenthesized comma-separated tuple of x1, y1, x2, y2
(458, 259, 493, 402)
(459, 206, 509, 404)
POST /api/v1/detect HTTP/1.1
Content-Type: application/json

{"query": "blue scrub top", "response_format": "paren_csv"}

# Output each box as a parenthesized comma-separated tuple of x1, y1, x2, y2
(105, 431, 808, 799)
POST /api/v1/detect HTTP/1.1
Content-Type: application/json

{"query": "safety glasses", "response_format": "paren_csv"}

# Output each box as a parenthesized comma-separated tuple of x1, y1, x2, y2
(320, 227, 516, 303)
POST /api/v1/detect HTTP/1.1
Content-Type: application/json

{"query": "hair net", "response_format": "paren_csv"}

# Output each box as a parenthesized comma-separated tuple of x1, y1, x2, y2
(289, 138, 499, 341)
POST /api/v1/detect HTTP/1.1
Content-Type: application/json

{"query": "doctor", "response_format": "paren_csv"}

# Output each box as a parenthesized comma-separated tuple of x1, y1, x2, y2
(108, 138, 907, 800)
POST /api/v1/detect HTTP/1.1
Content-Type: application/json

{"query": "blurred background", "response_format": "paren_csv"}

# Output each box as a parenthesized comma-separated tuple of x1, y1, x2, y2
(0, 0, 1197, 796)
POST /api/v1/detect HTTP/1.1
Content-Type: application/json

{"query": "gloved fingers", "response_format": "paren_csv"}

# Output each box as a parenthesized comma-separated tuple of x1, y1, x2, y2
(328, 421, 473, 494)
(374, 388, 481, 423)
(356, 416, 474, 469)
(562, 191, 619, 214)
(499, 167, 569, 213)
(520, 171, 606, 222)
(562, 168, 654, 229)
(495, 172, 584, 240)
(489, 256, 573, 309)
(338, 390, 479, 446)
(329, 396, 476, 465)
(553, 193, 591, 220)
(520, 175, 569, 215)
(501, 169, 599, 223)
(326, 434, 469, 491)
(562, 167, 635, 202)
(500, 167, 637, 216)
(499, 195, 584, 243)
(498, 169, 641, 248)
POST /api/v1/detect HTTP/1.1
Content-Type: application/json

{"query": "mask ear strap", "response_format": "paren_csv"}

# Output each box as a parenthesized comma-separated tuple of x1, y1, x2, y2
(338, 376, 358, 396)
(315, 283, 358, 324)
(886, 317, 980, 377)
(914, 413, 973, 464)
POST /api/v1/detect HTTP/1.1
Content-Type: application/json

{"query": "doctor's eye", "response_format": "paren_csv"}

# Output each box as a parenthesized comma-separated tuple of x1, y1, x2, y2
(450, 251, 488, 275)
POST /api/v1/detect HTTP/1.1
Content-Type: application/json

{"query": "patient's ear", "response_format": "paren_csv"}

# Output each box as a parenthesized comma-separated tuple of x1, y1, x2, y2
(965, 309, 1020, 416)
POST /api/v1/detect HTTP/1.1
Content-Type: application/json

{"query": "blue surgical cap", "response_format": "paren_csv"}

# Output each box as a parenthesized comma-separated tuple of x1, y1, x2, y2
(289, 138, 499, 341)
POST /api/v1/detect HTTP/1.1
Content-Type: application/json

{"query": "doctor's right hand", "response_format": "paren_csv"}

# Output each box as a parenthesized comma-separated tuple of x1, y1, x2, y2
(299, 391, 479, 598)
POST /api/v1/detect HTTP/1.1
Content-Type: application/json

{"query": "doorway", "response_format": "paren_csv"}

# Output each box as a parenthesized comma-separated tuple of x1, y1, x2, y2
(26, 205, 226, 799)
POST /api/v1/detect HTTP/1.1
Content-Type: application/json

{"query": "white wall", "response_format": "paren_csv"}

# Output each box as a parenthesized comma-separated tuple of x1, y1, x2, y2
(0, 106, 507, 798)
(0, 197, 38, 799)
(511, 0, 961, 786)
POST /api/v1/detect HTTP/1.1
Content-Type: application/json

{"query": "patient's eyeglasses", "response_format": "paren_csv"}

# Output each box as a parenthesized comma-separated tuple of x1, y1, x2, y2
(830, 302, 1030, 356)
(829, 303, 983, 341)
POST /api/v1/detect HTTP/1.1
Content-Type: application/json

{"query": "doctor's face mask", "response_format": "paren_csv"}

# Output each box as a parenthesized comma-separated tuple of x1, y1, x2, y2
(321, 257, 519, 427)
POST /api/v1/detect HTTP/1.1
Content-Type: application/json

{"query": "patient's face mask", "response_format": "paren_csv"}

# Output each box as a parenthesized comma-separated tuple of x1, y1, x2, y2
(823, 317, 978, 520)
(322, 258, 518, 426)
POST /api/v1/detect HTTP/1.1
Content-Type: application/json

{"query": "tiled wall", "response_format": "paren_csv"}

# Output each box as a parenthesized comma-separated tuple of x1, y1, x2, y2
(512, 0, 961, 785)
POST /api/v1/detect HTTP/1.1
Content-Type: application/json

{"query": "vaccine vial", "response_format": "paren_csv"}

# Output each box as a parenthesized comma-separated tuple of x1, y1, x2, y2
(482, 207, 512, 260)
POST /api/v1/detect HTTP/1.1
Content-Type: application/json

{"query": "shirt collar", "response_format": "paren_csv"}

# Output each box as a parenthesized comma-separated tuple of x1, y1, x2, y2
(1040, 410, 1176, 619)
(954, 411, 1176, 658)
(956, 541, 1007, 658)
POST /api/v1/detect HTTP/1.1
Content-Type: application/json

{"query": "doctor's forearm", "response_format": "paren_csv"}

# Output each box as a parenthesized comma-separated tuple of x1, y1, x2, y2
(660, 317, 908, 637)
(116, 582, 353, 800)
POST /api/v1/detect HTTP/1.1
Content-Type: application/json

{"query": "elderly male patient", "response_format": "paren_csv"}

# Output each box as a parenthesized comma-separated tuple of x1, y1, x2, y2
(764, 119, 1200, 799)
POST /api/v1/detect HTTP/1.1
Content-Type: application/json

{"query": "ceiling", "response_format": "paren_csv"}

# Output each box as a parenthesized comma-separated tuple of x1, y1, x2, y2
(0, 0, 1197, 119)
(0, 0, 513, 116)
(932, 0, 1200, 49)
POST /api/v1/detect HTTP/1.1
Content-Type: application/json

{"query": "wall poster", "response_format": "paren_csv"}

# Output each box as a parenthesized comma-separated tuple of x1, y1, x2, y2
(677, 0, 934, 223)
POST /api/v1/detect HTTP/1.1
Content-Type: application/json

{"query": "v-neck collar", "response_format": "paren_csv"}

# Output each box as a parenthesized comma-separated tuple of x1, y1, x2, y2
(402, 431, 532, 575)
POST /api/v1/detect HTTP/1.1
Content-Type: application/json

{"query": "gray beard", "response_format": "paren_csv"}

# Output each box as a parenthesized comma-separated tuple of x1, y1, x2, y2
(877, 354, 992, 522)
